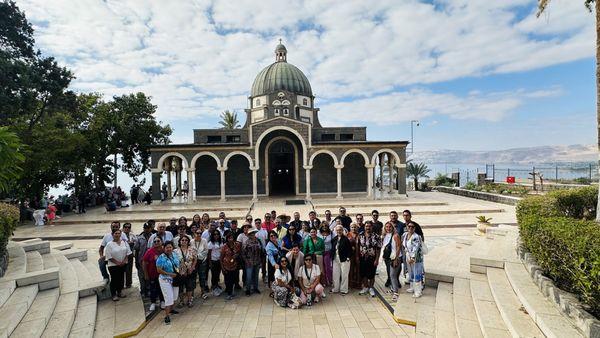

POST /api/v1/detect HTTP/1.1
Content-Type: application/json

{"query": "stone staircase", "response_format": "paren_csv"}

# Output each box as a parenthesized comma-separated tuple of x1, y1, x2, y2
(386, 227, 588, 338)
(0, 239, 146, 338)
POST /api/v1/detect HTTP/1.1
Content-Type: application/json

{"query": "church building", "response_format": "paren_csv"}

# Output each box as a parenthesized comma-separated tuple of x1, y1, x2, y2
(150, 43, 408, 201)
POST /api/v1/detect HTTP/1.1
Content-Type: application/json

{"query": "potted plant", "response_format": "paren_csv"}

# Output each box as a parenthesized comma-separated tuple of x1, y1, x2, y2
(476, 216, 492, 233)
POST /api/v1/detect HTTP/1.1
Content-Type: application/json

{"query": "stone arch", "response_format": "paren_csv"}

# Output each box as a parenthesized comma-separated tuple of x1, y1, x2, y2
(342, 152, 368, 193)
(156, 152, 189, 170)
(223, 151, 254, 169)
(254, 126, 308, 168)
(264, 136, 300, 195)
(370, 148, 401, 167)
(225, 154, 253, 196)
(340, 149, 369, 166)
(195, 155, 220, 196)
(311, 152, 337, 193)
(309, 149, 339, 166)
(190, 151, 221, 169)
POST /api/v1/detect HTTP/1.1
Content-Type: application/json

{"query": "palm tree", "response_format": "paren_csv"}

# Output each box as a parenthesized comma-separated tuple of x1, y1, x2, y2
(218, 110, 241, 129)
(406, 162, 431, 191)
(0, 127, 25, 193)
(537, 0, 600, 221)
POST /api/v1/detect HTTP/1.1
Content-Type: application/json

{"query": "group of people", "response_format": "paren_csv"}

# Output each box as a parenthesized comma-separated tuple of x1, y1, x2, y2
(98, 207, 425, 325)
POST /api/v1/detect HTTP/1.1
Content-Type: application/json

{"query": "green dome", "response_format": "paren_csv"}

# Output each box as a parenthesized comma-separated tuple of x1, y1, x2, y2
(250, 61, 313, 98)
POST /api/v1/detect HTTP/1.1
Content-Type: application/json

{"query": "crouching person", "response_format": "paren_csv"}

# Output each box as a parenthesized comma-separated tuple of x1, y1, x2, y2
(299, 254, 324, 306)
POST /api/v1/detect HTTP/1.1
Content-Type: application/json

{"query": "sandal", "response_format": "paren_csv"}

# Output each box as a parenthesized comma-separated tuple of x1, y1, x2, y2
(392, 293, 399, 302)
(202, 293, 209, 300)
(269, 292, 274, 298)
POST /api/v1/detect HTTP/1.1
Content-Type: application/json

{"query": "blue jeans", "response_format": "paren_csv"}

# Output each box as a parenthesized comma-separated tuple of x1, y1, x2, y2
(98, 258, 109, 280)
(245, 265, 260, 291)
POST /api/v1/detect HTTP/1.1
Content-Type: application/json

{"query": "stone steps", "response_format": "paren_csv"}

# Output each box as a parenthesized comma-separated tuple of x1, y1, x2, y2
(69, 258, 92, 288)
(452, 277, 483, 338)
(470, 274, 512, 338)
(26, 251, 44, 273)
(41, 291, 78, 338)
(54, 254, 79, 294)
(5, 242, 27, 279)
(393, 283, 437, 327)
(11, 288, 60, 337)
(0, 280, 16, 309)
(0, 284, 38, 337)
(68, 295, 97, 338)
(504, 262, 584, 338)
(434, 282, 459, 337)
(486, 267, 545, 337)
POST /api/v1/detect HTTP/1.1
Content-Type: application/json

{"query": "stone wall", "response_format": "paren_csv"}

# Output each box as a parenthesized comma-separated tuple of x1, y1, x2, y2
(435, 186, 521, 205)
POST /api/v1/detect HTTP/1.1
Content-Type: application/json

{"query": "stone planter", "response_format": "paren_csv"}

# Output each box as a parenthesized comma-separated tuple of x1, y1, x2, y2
(476, 221, 490, 233)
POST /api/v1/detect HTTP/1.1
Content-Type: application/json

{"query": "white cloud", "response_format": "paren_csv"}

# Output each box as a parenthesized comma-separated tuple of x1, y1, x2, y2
(14, 0, 593, 124)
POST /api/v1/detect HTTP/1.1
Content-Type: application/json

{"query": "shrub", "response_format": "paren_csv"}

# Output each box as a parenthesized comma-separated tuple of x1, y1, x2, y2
(517, 186, 600, 316)
(434, 174, 456, 187)
(0, 203, 19, 258)
(464, 182, 477, 190)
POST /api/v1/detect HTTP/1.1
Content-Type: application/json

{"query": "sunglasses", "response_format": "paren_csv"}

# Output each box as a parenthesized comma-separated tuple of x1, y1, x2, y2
(304, 258, 312, 261)
(280, 260, 288, 263)
(195, 232, 202, 235)
(407, 225, 415, 228)
(153, 240, 161, 243)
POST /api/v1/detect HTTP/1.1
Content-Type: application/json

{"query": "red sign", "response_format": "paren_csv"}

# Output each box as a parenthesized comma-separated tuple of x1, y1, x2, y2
(506, 176, 515, 183)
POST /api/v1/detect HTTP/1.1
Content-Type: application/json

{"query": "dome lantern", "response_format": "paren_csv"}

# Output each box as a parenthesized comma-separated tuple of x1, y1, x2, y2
(275, 39, 287, 62)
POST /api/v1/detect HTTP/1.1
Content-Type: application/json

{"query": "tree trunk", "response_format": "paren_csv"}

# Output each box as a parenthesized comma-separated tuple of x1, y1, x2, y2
(414, 177, 419, 191)
(113, 153, 118, 188)
(596, 0, 600, 223)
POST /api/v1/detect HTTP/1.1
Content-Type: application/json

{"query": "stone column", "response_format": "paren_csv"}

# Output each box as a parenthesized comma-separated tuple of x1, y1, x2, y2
(335, 164, 344, 199)
(304, 165, 313, 200)
(251, 167, 259, 202)
(396, 164, 407, 195)
(151, 169, 162, 200)
(218, 166, 227, 201)
(175, 169, 182, 197)
(378, 154, 384, 191)
(365, 164, 376, 199)
(166, 169, 172, 199)
(186, 168, 195, 202)
(388, 155, 394, 193)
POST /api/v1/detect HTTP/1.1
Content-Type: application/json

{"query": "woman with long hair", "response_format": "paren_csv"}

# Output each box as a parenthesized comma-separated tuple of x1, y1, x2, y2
(347, 223, 361, 289)
(402, 221, 424, 298)
(382, 222, 402, 301)
(207, 229, 223, 295)
(271, 256, 295, 307)
(174, 236, 197, 307)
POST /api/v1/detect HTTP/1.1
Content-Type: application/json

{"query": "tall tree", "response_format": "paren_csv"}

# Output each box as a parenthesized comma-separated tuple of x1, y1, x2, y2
(88, 93, 172, 187)
(537, 0, 600, 221)
(0, 127, 24, 193)
(406, 162, 431, 191)
(218, 110, 240, 129)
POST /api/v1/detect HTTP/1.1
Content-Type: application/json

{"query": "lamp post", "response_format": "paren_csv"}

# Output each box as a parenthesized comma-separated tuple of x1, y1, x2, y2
(410, 120, 420, 155)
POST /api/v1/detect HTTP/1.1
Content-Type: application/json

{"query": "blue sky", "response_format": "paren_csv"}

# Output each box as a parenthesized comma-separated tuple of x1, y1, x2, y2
(15, 0, 597, 152)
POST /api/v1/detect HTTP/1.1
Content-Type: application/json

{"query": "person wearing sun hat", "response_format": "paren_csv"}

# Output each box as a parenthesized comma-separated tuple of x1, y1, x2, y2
(242, 227, 262, 296)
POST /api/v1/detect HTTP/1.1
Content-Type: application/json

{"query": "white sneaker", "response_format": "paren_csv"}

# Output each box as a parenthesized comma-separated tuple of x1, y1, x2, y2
(369, 288, 376, 297)
(321, 290, 327, 298)
(160, 301, 165, 309)
(406, 282, 414, 293)
(359, 287, 369, 295)
(149, 303, 156, 311)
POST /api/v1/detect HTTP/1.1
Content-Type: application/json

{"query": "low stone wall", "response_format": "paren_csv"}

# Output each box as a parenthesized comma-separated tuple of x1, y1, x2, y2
(435, 186, 521, 206)
(517, 241, 600, 337)
(0, 251, 7, 278)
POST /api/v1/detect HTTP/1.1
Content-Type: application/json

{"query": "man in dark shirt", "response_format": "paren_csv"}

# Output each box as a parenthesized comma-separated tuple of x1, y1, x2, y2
(166, 218, 178, 237)
(355, 213, 365, 234)
(389, 211, 404, 236)
(371, 210, 383, 235)
(289, 212, 303, 229)
(307, 210, 320, 229)
(334, 207, 352, 231)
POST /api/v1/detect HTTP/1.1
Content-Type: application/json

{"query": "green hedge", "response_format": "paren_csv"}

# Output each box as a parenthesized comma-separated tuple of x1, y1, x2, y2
(517, 187, 600, 316)
(0, 203, 19, 258)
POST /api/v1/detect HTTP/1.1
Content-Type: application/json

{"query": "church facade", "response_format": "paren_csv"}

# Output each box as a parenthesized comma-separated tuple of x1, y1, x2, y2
(149, 43, 408, 201)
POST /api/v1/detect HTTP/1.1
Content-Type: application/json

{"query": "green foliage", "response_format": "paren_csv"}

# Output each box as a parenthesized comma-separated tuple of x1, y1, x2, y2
(218, 110, 240, 129)
(463, 182, 529, 196)
(406, 162, 430, 191)
(0, 127, 24, 193)
(0, 203, 19, 258)
(476, 215, 492, 223)
(433, 173, 456, 187)
(517, 186, 600, 316)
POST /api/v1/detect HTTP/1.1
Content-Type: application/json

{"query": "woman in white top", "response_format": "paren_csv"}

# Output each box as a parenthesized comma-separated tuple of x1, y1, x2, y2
(299, 255, 324, 306)
(207, 230, 223, 293)
(272, 257, 294, 308)
(402, 221, 424, 298)
(381, 222, 402, 301)
(105, 229, 132, 301)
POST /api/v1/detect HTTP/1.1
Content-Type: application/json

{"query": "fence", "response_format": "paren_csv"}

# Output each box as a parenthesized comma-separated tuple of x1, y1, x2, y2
(484, 164, 598, 184)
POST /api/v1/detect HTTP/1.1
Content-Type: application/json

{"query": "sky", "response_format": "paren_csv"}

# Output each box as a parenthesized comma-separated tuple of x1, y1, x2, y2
(14, 0, 597, 152)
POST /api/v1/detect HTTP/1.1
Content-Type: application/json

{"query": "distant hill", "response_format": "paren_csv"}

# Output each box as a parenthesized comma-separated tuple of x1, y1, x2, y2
(410, 144, 597, 164)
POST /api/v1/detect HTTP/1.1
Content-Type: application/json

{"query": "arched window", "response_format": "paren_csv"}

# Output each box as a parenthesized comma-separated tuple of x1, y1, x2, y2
(256, 98, 261, 106)
(283, 108, 289, 116)
(303, 98, 308, 106)
(274, 109, 280, 116)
